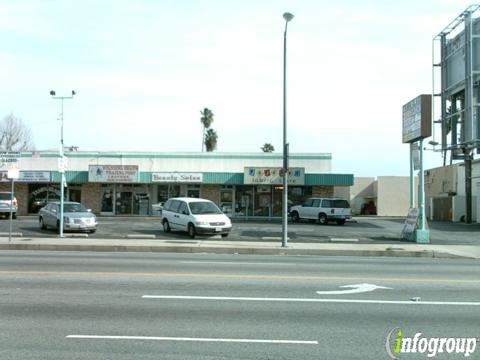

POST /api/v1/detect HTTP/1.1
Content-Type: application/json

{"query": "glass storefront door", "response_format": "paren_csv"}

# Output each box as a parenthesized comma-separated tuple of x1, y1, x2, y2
(100, 185, 114, 214)
(117, 192, 133, 215)
(235, 186, 253, 217)
(220, 186, 233, 216)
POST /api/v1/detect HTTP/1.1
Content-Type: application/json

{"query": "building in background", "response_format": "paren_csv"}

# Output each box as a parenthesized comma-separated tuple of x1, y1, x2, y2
(425, 160, 480, 222)
(340, 176, 417, 217)
(0, 151, 353, 218)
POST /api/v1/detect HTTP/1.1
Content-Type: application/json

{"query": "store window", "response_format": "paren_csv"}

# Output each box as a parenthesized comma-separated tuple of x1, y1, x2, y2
(187, 185, 200, 198)
(28, 184, 61, 213)
(220, 186, 233, 215)
(235, 186, 253, 216)
(157, 185, 180, 203)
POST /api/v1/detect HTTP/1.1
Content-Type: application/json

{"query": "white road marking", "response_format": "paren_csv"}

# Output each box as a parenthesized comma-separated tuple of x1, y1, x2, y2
(142, 295, 480, 306)
(66, 335, 318, 345)
(316, 283, 392, 295)
(180, 261, 295, 266)
(329, 238, 359, 242)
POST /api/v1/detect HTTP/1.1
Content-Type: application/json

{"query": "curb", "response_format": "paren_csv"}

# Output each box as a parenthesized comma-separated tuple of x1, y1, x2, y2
(0, 243, 442, 258)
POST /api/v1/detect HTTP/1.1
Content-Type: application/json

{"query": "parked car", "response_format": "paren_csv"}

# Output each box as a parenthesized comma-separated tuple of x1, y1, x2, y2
(161, 197, 232, 239)
(0, 192, 17, 219)
(38, 201, 97, 233)
(289, 197, 351, 225)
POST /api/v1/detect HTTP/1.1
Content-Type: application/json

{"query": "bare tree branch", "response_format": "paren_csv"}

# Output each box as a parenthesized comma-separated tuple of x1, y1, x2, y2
(0, 114, 35, 151)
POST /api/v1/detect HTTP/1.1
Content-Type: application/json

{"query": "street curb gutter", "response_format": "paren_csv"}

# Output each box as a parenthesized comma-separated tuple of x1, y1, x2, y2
(0, 243, 447, 258)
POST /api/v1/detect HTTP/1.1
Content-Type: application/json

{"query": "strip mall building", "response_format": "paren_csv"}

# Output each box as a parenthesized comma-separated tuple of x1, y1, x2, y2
(0, 151, 353, 217)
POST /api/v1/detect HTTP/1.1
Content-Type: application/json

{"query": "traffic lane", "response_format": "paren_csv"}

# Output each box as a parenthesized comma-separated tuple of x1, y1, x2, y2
(3, 296, 479, 359)
(1, 274, 479, 359)
(1, 252, 479, 303)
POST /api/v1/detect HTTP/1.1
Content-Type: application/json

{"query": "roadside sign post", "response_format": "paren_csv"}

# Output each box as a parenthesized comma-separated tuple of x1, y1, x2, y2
(402, 94, 431, 243)
(7, 168, 19, 243)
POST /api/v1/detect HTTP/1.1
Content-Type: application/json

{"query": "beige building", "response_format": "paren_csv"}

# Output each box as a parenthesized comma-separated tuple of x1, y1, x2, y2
(425, 160, 480, 222)
(340, 176, 416, 217)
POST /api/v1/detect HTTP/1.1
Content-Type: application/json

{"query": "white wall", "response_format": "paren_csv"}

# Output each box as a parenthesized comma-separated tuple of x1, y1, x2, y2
(17, 152, 332, 173)
(349, 177, 376, 215)
(376, 176, 412, 216)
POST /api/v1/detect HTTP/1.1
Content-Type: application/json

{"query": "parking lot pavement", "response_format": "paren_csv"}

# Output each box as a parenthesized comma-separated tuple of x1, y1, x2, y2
(0, 216, 479, 245)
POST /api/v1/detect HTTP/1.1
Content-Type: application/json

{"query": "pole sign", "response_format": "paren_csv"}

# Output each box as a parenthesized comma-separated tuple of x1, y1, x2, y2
(410, 143, 420, 171)
(402, 95, 432, 143)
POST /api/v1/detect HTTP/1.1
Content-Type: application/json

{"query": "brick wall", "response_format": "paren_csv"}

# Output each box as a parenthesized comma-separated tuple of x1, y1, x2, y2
(0, 182, 29, 215)
(312, 186, 334, 197)
(81, 183, 102, 214)
(201, 185, 220, 204)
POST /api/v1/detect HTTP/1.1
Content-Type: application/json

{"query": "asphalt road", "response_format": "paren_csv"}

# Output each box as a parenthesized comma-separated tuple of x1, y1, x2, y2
(1, 251, 479, 359)
(1, 215, 480, 245)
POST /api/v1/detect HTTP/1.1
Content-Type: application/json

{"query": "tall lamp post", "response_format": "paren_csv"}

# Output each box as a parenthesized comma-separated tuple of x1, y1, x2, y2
(50, 90, 76, 238)
(282, 12, 294, 248)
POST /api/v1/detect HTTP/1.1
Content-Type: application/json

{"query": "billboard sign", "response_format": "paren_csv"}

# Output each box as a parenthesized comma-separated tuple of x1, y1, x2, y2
(402, 94, 432, 143)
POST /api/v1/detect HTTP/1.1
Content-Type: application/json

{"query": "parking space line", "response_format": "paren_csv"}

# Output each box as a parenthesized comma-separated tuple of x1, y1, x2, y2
(66, 335, 318, 345)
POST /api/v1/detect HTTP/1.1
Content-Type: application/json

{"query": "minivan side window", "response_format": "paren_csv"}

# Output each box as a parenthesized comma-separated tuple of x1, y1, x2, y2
(321, 199, 332, 208)
(178, 202, 189, 215)
(334, 200, 350, 208)
(163, 200, 172, 211)
(312, 199, 321, 207)
(303, 199, 314, 207)
(170, 200, 182, 213)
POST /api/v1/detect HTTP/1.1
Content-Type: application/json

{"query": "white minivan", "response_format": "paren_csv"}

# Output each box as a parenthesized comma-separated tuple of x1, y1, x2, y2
(161, 197, 232, 238)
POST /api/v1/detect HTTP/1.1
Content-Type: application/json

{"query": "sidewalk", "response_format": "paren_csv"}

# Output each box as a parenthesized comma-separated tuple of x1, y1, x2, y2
(1, 236, 479, 260)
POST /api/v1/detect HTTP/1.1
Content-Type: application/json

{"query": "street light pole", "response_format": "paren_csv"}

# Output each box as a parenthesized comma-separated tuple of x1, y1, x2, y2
(50, 90, 75, 238)
(282, 12, 294, 248)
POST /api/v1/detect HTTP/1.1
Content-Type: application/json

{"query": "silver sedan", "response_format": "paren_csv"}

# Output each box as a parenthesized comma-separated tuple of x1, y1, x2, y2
(38, 201, 98, 233)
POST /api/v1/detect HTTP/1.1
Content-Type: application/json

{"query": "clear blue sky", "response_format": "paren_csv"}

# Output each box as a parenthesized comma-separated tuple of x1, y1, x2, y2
(0, 0, 475, 176)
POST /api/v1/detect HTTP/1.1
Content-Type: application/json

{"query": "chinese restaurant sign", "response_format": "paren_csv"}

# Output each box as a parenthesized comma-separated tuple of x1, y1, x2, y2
(244, 167, 305, 185)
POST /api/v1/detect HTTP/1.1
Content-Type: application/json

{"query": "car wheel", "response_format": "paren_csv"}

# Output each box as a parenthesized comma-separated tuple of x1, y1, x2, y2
(89, 229, 96, 234)
(39, 217, 46, 230)
(291, 211, 299, 222)
(163, 219, 171, 233)
(188, 223, 196, 239)
(56, 220, 61, 234)
(12, 213, 17, 219)
(221, 233, 229, 238)
(318, 213, 328, 225)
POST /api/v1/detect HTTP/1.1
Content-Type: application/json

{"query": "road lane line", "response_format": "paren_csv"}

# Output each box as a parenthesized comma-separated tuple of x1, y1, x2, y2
(142, 295, 480, 306)
(180, 261, 295, 266)
(1, 271, 479, 284)
(66, 335, 318, 345)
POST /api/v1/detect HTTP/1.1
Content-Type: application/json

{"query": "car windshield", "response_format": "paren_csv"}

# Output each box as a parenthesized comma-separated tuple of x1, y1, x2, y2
(189, 201, 222, 215)
(63, 203, 88, 213)
(0, 193, 12, 200)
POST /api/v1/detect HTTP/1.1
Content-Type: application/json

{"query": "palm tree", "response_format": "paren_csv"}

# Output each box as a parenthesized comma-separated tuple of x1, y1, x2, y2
(204, 128, 218, 152)
(261, 143, 275, 152)
(200, 108, 214, 151)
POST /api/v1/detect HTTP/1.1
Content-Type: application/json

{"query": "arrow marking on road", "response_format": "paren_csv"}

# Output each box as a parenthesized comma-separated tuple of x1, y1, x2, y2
(316, 283, 392, 295)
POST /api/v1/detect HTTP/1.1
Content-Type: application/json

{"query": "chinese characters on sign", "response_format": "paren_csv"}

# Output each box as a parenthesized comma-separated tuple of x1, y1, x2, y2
(88, 165, 139, 183)
(244, 167, 305, 185)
